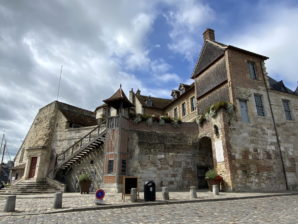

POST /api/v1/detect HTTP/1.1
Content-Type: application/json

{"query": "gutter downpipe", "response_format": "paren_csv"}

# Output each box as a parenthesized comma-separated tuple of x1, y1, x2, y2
(261, 61, 289, 190)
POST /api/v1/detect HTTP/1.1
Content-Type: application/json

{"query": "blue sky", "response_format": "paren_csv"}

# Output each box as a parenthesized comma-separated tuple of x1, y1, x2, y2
(0, 0, 298, 160)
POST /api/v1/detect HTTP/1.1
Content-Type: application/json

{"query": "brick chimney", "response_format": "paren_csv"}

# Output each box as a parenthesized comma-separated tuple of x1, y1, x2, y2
(203, 28, 215, 41)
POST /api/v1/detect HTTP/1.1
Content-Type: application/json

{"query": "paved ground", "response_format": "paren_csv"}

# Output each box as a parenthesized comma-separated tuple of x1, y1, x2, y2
(0, 195, 298, 223)
(0, 191, 294, 215)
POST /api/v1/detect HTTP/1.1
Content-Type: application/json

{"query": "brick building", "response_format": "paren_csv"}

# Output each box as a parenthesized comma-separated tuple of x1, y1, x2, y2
(9, 29, 298, 193)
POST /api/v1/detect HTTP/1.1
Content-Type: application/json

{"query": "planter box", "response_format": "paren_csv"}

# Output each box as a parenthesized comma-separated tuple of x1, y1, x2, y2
(206, 179, 222, 191)
(79, 181, 91, 194)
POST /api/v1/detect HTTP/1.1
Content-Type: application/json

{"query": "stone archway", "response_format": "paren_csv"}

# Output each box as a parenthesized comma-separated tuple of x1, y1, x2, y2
(197, 136, 214, 189)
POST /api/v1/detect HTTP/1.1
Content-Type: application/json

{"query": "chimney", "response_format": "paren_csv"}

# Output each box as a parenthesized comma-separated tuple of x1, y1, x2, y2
(129, 88, 135, 104)
(203, 28, 215, 41)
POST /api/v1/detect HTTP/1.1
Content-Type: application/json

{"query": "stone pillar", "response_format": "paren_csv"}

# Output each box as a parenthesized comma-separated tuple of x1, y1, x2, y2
(53, 192, 63, 209)
(212, 185, 219, 195)
(190, 186, 197, 199)
(130, 188, 137, 202)
(4, 195, 16, 212)
(162, 187, 169, 200)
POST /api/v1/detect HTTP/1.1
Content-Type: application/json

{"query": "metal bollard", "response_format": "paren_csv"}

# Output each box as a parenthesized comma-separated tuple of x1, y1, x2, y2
(162, 187, 169, 200)
(190, 186, 197, 199)
(4, 195, 16, 212)
(53, 192, 63, 209)
(212, 185, 219, 195)
(130, 188, 137, 202)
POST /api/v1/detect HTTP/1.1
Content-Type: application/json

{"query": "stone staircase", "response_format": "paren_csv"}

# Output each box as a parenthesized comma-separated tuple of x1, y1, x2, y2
(0, 179, 62, 194)
(55, 124, 107, 174)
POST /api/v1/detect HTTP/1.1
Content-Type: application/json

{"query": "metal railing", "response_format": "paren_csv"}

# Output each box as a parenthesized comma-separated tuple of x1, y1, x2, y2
(56, 124, 106, 167)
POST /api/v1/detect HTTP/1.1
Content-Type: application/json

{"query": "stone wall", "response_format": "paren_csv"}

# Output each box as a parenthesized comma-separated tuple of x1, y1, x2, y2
(227, 49, 289, 191)
(64, 149, 104, 192)
(124, 119, 199, 191)
(165, 88, 197, 122)
(269, 89, 298, 189)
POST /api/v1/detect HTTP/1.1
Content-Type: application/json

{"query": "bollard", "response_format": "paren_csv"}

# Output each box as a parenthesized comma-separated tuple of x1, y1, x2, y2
(130, 188, 137, 202)
(53, 192, 63, 209)
(190, 186, 197, 199)
(4, 195, 16, 212)
(162, 187, 169, 200)
(212, 184, 219, 196)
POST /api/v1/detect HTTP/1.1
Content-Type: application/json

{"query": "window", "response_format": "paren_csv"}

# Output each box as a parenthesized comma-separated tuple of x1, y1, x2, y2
(282, 99, 293, 120)
(121, 160, 126, 175)
(239, 99, 249, 122)
(254, 94, 265, 116)
(182, 103, 186, 116)
(174, 107, 178, 119)
(146, 97, 153, 107)
(108, 160, 114, 174)
(248, 61, 257, 80)
(190, 96, 196, 112)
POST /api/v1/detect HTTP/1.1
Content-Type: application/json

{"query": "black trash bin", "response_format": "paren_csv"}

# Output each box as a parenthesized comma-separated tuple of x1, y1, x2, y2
(144, 181, 156, 201)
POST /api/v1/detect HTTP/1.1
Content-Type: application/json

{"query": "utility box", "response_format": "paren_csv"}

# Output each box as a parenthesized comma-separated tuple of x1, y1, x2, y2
(144, 181, 156, 201)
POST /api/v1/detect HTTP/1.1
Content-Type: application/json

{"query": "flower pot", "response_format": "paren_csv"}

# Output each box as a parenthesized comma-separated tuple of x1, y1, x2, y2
(79, 180, 91, 194)
(206, 179, 222, 191)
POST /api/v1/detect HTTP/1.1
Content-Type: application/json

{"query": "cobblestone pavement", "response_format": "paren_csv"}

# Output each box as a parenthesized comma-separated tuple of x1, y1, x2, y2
(0, 195, 298, 224)
(0, 191, 293, 215)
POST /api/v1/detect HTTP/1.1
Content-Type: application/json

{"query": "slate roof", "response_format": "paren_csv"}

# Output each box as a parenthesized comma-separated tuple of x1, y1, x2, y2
(57, 102, 97, 127)
(192, 40, 269, 79)
(268, 76, 297, 95)
(165, 83, 195, 108)
(136, 94, 172, 109)
(104, 88, 134, 108)
(192, 41, 226, 78)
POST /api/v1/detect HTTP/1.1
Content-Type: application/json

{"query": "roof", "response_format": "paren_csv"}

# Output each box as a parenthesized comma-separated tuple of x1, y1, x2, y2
(104, 87, 134, 108)
(268, 76, 297, 95)
(165, 83, 195, 108)
(192, 41, 226, 78)
(192, 40, 269, 79)
(57, 102, 97, 126)
(95, 103, 107, 112)
(136, 94, 172, 109)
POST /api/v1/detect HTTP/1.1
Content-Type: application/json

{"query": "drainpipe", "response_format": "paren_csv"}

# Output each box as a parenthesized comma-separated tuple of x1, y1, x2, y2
(260, 61, 289, 190)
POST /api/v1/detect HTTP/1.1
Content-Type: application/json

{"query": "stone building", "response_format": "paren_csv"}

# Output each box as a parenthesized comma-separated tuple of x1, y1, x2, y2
(9, 29, 298, 193)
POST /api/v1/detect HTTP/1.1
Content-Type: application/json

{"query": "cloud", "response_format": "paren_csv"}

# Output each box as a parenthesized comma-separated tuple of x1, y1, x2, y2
(0, 0, 167, 160)
(164, 0, 214, 61)
(227, 2, 298, 90)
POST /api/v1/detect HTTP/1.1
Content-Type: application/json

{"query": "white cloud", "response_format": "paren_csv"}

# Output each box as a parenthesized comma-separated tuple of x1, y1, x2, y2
(227, 3, 298, 90)
(164, 0, 214, 61)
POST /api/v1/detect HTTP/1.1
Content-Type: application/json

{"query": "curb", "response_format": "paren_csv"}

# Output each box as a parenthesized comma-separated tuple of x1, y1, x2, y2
(1, 192, 298, 217)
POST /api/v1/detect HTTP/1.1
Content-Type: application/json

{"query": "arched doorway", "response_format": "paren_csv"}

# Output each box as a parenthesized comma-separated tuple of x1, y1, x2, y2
(197, 137, 214, 189)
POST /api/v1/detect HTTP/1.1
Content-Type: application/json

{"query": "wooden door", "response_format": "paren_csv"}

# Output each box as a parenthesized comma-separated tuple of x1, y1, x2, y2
(28, 157, 37, 178)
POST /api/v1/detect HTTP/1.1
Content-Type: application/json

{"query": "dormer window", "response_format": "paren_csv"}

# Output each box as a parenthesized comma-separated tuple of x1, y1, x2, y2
(145, 97, 153, 107)
(247, 61, 257, 80)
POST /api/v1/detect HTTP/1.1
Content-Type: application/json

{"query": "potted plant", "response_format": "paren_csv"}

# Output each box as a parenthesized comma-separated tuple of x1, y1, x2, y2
(205, 169, 223, 191)
(79, 174, 92, 194)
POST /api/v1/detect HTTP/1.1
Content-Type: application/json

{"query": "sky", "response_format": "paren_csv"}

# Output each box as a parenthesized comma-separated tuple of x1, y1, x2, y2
(1, 0, 298, 162)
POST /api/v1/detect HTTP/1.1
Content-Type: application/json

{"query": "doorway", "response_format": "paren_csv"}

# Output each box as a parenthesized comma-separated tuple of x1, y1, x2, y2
(197, 137, 213, 189)
(28, 157, 37, 179)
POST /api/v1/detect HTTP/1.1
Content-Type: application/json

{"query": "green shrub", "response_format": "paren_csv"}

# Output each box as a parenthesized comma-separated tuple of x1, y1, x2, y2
(78, 174, 91, 183)
(205, 169, 218, 180)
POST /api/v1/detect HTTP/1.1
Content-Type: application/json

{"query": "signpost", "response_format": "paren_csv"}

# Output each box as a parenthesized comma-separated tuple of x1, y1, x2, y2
(95, 189, 105, 205)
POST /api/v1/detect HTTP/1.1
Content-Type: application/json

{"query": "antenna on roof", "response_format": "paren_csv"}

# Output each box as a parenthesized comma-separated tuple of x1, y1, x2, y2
(56, 65, 63, 101)
(120, 84, 122, 89)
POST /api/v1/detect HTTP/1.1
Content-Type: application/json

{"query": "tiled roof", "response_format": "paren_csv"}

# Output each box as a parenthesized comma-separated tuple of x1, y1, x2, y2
(192, 40, 268, 79)
(104, 88, 134, 108)
(57, 102, 97, 127)
(165, 83, 195, 108)
(268, 76, 296, 95)
(136, 94, 172, 109)
(192, 41, 225, 78)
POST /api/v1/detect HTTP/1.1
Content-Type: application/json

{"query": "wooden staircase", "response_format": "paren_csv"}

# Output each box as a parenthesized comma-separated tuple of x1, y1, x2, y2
(55, 124, 107, 174)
